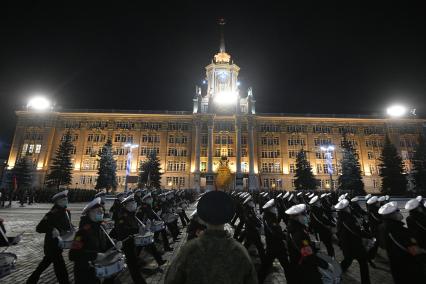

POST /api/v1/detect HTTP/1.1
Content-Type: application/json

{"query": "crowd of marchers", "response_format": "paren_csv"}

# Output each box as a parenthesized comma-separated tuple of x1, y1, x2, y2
(10, 188, 195, 284)
(1, 188, 426, 284)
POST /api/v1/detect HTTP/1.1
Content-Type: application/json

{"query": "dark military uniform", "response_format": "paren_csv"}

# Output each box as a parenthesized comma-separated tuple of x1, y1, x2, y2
(165, 229, 258, 284)
(337, 210, 371, 284)
(138, 202, 172, 250)
(367, 204, 382, 258)
(115, 209, 148, 284)
(406, 210, 426, 249)
(259, 211, 292, 283)
(287, 219, 323, 284)
(69, 216, 114, 284)
(310, 205, 335, 257)
(380, 218, 425, 284)
(109, 199, 123, 222)
(241, 206, 265, 263)
(27, 205, 72, 284)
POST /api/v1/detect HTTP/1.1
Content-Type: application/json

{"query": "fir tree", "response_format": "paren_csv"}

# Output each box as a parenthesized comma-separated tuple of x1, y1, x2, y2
(338, 135, 365, 195)
(12, 155, 33, 189)
(294, 149, 317, 190)
(46, 131, 74, 190)
(379, 135, 407, 195)
(138, 152, 162, 189)
(95, 139, 117, 193)
(412, 135, 426, 195)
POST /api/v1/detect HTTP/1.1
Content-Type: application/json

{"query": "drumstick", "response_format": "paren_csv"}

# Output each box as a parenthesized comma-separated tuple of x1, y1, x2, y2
(100, 225, 118, 249)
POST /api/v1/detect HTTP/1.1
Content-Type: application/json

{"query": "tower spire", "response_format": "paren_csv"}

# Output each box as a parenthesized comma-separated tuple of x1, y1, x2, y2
(218, 18, 226, 52)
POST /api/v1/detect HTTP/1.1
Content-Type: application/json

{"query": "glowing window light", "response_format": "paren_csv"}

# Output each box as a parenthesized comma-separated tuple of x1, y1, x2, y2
(214, 91, 238, 105)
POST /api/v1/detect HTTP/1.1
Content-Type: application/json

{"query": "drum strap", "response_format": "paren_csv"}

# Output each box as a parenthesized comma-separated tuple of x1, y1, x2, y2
(388, 232, 409, 254)
(342, 222, 361, 239)
(414, 220, 426, 231)
(0, 225, 9, 245)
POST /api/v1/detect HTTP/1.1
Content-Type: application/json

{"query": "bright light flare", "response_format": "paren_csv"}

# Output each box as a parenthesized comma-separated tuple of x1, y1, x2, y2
(27, 96, 51, 111)
(386, 105, 407, 117)
(214, 91, 238, 105)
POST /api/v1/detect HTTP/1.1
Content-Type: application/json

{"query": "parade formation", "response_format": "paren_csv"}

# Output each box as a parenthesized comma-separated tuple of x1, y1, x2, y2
(2, 188, 425, 283)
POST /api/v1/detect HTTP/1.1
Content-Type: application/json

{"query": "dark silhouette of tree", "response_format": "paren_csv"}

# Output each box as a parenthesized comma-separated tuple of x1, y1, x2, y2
(46, 131, 74, 190)
(294, 149, 317, 190)
(96, 139, 117, 193)
(338, 135, 365, 195)
(138, 153, 162, 189)
(379, 135, 407, 195)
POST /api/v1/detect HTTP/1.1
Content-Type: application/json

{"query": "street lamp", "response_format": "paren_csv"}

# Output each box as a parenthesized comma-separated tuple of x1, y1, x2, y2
(320, 145, 335, 191)
(27, 96, 51, 111)
(386, 105, 407, 118)
(124, 143, 138, 193)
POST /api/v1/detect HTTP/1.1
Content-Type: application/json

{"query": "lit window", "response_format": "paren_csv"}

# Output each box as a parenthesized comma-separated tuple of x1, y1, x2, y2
(35, 144, 42, 153)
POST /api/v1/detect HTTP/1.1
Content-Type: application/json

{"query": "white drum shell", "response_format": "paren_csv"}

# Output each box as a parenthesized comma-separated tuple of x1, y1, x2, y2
(0, 252, 17, 279)
(59, 231, 76, 249)
(151, 221, 165, 232)
(92, 252, 126, 279)
(134, 232, 154, 246)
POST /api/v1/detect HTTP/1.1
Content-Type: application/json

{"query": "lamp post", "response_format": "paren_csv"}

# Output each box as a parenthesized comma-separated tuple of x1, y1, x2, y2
(124, 143, 138, 193)
(320, 145, 335, 191)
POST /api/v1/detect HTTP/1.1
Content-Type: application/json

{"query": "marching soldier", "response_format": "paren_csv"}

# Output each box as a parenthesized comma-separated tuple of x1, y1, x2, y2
(366, 196, 381, 265)
(241, 195, 266, 263)
(378, 201, 426, 284)
(69, 197, 120, 284)
(138, 192, 173, 251)
(335, 199, 371, 284)
(309, 195, 335, 257)
(405, 198, 426, 249)
(259, 199, 292, 283)
(114, 194, 148, 284)
(286, 203, 324, 284)
(94, 189, 109, 217)
(27, 190, 72, 284)
(110, 192, 125, 222)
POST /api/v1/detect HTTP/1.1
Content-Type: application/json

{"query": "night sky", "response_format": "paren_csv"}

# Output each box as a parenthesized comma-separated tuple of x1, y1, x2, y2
(1, 1, 425, 158)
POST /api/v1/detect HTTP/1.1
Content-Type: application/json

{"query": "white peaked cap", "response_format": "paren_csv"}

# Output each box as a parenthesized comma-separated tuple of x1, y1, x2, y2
(367, 196, 379, 205)
(121, 194, 135, 204)
(82, 197, 102, 215)
(52, 190, 68, 202)
(335, 199, 349, 210)
(405, 199, 420, 211)
(378, 196, 386, 202)
(277, 193, 283, 199)
(338, 195, 346, 202)
(416, 195, 423, 202)
(262, 199, 276, 210)
(284, 192, 290, 198)
(288, 193, 294, 201)
(243, 196, 253, 205)
(297, 192, 302, 197)
(309, 196, 319, 205)
(320, 193, 327, 198)
(378, 201, 398, 215)
(385, 195, 390, 201)
(365, 194, 372, 200)
(95, 189, 106, 198)
(351, 197, 359, 202)
(285, 204, 307, 215)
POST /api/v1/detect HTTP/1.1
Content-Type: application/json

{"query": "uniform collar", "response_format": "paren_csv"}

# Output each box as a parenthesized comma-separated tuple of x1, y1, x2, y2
(202, 229, 228, 238)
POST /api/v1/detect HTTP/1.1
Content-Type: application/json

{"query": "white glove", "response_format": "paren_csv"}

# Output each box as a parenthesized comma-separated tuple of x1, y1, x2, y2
(115, 241, 123, 250)
(52, 228, 60, 238)
(96, 253, 106, 261)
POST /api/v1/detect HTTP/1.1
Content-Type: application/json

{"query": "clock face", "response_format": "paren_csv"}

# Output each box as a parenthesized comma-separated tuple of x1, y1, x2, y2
(217, 71, 228, 83)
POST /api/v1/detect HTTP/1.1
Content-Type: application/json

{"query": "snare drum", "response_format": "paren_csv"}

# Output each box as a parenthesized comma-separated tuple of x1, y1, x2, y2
(164, 213, 179, 224)
(0, 252, 17, 279)
(91, 250, 126, 279)
(58, 231, 76, 249)
(133, 232, 154, 246)
(150, 221, 165, 232)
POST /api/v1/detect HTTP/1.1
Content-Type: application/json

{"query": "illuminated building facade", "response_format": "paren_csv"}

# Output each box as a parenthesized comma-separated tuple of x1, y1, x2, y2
(6, 30, 426, 193)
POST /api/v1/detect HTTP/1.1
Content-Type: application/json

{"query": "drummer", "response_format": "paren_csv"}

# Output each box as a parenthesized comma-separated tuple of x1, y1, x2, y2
(69, 197, 120, 284)
(109, 192, 125, 222)
(27, 190, 71, 284)
(138, 192, 173, 252)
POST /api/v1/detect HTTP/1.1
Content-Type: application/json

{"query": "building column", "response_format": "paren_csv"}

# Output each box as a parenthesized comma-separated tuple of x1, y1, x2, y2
(206, 118, 215, 191)
(193, 120, 201, 192)
(248, 118, 258, 191)
(235, 117, 243, 190)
